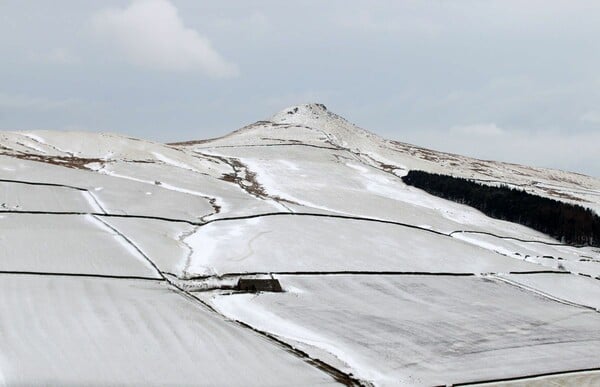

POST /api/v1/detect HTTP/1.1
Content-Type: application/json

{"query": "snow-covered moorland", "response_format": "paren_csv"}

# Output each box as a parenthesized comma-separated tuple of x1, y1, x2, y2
(1, 104, 600, 386)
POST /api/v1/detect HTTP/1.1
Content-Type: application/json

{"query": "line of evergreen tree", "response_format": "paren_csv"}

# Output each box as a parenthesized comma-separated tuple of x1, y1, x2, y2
(401, 170, 600, 247)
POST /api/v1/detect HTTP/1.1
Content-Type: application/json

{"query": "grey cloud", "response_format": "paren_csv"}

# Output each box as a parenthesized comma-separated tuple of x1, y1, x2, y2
(0, 93, 79, 111)
(0, 0, 599, 176)
(26, 48, 81, 65)
(404, 126, 600, 177)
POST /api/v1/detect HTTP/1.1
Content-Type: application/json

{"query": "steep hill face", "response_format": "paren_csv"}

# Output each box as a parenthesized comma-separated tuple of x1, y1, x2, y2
(177, 103, 600, 211)
(1, 104, 600, 386)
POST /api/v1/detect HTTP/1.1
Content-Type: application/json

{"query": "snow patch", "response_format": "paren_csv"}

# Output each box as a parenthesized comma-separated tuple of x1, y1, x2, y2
(345, 162, 369, 173)
(85, 162, 103, 171)
(22, 133, 46, 144)
(452, 233, 517, 257)
(152, 151, 197, 172)
(82, 191, 105, 213)
(101, 169, 224, 212)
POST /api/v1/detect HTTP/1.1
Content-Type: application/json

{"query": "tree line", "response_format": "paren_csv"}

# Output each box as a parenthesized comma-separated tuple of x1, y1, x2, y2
(401, 170, 600, 247)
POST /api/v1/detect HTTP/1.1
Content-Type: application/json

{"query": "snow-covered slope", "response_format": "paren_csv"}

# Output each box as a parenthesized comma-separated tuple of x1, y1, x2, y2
(1, 104, 600, 386)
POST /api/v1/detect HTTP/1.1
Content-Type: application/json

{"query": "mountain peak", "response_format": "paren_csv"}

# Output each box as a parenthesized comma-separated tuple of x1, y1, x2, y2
(270, 103, 337, 124)
(267, 103, 380, 150)
(272, 103, 328, 118)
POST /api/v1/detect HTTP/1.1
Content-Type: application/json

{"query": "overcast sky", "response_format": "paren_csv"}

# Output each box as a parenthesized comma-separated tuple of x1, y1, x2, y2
(1, 1, 600, 176)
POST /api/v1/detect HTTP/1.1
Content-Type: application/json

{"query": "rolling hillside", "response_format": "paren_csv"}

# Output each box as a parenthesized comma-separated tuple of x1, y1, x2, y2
(1, 103, 599, 386)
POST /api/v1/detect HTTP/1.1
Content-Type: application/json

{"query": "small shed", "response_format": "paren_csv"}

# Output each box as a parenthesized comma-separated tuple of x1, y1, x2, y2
(236, 278, 283, 293)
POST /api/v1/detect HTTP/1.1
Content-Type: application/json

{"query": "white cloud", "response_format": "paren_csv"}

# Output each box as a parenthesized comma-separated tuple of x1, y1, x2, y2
(580, 110, 600, 124)
(450, 123, 505, 136)
(91, 0, 239, 77)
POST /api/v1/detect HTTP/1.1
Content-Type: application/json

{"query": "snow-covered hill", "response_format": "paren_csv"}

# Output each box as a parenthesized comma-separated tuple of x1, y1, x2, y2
(1, 104, 599, 386)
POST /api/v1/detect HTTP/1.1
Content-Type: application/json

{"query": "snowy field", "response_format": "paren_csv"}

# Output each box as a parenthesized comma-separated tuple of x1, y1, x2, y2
(205, 274, 600, 386)
(181, 215, 542, 277)
(469, 370, 600, 386)
(452, 232, 600, 277)
(0, 275, 338, 386)
(0, 214, 159, 277)
(497, 272, 600, 311)
(0, 181, 97, 212)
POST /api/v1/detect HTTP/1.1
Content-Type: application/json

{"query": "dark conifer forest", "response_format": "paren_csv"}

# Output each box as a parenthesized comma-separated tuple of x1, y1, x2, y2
(402, 170, 600, 247)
